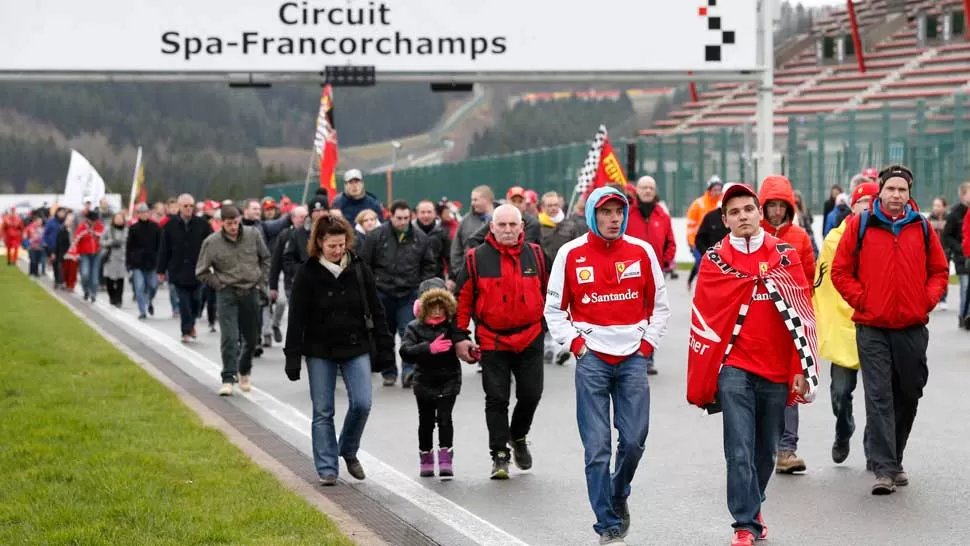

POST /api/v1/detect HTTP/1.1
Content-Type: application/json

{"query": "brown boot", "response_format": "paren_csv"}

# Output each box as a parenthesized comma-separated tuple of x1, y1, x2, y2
(775, 450, 807, 474)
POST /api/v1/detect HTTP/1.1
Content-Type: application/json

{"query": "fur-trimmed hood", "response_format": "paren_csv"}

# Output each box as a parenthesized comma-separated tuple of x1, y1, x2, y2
(416, 288, 458, 322)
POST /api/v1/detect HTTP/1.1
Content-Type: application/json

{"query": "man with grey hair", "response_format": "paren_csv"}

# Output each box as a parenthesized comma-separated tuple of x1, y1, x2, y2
(454, 203, 549, 479)
(157, 193, 213, 343)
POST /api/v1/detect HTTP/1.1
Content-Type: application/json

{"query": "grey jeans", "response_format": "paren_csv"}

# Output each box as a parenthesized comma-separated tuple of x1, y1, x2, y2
(218, 287, 260, 383)
(856, 324, 929, 478)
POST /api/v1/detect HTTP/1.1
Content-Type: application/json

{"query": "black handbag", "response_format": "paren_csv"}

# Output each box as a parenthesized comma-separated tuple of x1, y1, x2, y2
(352, 263, 383, 373)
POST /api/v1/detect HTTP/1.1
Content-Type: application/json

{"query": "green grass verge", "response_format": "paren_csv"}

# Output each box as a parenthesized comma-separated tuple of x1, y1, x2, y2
(0, 267, 355, 546)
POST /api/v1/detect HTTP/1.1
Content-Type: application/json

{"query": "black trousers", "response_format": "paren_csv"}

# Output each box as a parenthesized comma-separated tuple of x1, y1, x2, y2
(416, 393, 458, 452)
(856, 324, 929, 479)
(105, 278, 124, 306)
(480, 333, 545, 457)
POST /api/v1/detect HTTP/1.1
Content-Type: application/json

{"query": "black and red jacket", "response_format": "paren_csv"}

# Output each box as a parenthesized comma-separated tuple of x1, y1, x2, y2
(455, 231, 548, 352)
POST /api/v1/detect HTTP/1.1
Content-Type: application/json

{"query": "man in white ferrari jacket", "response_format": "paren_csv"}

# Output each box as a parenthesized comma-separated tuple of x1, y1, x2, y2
(544, 185, 670, 546)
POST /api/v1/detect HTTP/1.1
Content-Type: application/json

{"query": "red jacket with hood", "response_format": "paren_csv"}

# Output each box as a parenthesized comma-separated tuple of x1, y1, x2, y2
(626, 194, 676, 267)
(831, 198, 949, 329)
(758, 176, 816, 284)
(455, 231, 548, 352)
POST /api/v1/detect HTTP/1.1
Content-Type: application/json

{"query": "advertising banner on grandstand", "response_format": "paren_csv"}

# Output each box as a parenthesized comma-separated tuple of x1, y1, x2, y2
(0, 0, 760, 73)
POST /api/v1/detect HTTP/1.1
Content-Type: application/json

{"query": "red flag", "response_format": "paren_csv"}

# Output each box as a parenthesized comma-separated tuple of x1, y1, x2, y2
(592, 137, 628, 188)
(315, 85, 339, 203)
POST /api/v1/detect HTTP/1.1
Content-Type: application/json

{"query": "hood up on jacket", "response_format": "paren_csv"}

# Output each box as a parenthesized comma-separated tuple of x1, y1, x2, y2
(584, 186, 629, 239)
(415, 288, 458, 322)
(758, 175, 797, 225)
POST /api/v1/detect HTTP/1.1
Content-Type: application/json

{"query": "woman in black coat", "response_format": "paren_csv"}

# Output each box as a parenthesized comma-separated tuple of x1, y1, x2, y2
(284, 214, 395, 486)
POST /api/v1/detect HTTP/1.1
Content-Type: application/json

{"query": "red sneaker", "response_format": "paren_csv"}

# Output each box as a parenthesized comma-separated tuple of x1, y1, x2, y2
(731, 529, 756, 546)
(755, 513, 768, 541)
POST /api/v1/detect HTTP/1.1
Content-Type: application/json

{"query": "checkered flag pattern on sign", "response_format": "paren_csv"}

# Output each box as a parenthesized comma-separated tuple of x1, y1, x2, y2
(574, 125, 608, 195)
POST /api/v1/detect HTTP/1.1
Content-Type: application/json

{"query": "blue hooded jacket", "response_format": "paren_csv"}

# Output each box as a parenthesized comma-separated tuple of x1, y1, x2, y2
(585, 186, 629, 239)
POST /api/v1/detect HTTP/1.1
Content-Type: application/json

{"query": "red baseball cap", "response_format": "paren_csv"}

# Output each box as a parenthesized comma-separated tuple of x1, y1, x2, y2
(506, 186, 527, 200)
(720, 183, 759, 211)
(851, 182, 879, 207)
(861, 168, 879, 180)
(593, 191, 627, 209)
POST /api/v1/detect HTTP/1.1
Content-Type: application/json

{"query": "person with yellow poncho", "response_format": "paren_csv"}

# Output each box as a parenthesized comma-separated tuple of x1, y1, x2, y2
(813, 181, 878, 466)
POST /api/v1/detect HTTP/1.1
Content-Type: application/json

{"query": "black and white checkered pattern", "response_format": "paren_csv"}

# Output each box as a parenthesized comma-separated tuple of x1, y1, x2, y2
(764, 277, 820, 400)
(574, 125, 608, 195)
(718, 292, 756, 368)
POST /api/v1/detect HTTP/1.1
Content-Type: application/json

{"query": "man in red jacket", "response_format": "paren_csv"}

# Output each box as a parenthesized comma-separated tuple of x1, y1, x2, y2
(628, 176, 676, 372)
(757, 175, 816, 475)
(74, 209, 105, 302)
(831, 164, 949, 495)
(688, 183, 817, 546)
(454, 203, 548, 480)
(544, 185, 670, 546)
(2, 208, 25, 265)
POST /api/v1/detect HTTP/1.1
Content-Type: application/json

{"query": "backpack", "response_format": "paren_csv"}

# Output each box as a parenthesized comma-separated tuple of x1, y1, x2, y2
(465, 242, 548, 299)
(854, 209, 930, 273)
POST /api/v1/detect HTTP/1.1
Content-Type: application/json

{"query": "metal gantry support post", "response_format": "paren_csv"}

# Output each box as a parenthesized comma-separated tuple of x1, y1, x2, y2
(756, 0, 776, 185)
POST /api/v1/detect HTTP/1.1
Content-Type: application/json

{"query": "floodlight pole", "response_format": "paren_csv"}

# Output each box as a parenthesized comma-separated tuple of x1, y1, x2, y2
(755, 0, 776, 185)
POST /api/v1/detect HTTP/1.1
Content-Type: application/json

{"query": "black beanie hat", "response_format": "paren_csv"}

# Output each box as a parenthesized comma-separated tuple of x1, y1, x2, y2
(878, 165, 913, 189)
(309, 193, 329, 212)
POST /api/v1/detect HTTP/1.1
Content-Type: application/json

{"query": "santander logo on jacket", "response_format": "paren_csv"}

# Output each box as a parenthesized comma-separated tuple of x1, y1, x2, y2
(545, 186, 671, 364)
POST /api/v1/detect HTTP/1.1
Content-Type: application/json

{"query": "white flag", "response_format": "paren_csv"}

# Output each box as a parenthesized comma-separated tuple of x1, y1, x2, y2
(61, 150, 106, 210)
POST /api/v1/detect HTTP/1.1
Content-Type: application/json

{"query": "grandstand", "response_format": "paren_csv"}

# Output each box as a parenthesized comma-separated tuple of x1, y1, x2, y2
(641, 0, 970, 137)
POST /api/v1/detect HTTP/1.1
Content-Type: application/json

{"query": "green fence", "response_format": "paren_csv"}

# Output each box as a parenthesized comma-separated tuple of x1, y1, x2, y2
(268, 93, 970, 217)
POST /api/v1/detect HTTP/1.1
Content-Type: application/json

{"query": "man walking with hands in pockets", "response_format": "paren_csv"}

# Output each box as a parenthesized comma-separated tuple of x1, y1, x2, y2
(544, 186, 671, 546)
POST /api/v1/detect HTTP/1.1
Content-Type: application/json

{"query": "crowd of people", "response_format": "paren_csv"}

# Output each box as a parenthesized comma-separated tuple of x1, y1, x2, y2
(2, 163, 963, 546)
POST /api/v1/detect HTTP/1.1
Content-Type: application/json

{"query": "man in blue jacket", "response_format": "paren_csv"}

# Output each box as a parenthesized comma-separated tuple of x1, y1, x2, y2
(43, 208, 66, 287)
(332, 169, 384, 225)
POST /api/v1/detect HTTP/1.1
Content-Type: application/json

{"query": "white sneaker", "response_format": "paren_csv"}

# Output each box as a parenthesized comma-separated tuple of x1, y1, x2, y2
(219, 383, 233, 396)
(239, 375, 252, 392)
(936, 302, 948, 311)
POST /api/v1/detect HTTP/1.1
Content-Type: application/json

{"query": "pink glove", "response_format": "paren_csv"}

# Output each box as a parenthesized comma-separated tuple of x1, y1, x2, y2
(429, 334, 453, 354)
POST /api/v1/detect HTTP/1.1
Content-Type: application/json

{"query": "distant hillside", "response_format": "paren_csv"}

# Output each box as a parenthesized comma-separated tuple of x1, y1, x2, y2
(0, 83, 446, 199)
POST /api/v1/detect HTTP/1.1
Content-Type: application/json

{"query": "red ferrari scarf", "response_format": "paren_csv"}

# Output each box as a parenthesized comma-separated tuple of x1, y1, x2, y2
(687, 237, 820, 410)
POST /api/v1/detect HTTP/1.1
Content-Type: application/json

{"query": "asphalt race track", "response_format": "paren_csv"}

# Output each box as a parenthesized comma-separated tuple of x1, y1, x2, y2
(40, 270, 970, 546)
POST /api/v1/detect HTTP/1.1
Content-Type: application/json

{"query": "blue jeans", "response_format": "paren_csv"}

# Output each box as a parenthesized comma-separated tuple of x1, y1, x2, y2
(78, 253, 101, 299)
(377, 290, 418, 380)
(306, 354, 373, 477)
(168, 270, 180, 314)
(175, 284, 202, 336)
(575, 351, 651, 536)
(778, 405, 799, 452)
(28, 249, 45, 276)
(131, 269, 158, 315)
(719, 366, 789, 538)
(959, 274, 968, 320)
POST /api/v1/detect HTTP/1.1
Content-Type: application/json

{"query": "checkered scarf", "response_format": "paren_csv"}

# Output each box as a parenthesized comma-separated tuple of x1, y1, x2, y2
(706, 248, 821, 404)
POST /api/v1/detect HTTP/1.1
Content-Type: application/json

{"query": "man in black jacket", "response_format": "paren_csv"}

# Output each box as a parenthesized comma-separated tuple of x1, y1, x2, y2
(942, 181, 970, 328)
(157, 193, 213, 343)
(412, 199, 451, 279)
(126, 203, 161, 319)
(361, 199, 436, 387)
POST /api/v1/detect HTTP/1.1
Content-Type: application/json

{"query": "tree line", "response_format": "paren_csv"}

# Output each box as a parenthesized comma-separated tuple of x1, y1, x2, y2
(467, 94, 637, 158)
(0, 83, 447, 195)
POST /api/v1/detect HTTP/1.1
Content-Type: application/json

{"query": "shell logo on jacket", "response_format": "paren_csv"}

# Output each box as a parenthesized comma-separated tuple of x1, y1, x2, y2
(544, 186, 671, 363)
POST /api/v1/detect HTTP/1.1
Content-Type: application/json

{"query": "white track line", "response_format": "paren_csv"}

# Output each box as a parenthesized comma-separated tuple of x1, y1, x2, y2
(87, 296, 530, 546)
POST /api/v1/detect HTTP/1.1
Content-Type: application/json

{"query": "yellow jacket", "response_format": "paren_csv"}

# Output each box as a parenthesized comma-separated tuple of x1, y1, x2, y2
(812, 219, 859, 370)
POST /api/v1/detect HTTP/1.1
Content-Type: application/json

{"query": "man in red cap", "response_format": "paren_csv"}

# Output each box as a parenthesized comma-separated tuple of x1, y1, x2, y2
(831, 165, 949, 495)
(812, 181, 877, 468)
(687, 183, 818, 546)
(545, 185, 670, 546)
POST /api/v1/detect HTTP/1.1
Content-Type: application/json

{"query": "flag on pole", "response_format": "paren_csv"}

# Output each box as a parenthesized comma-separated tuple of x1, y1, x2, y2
(575, 125, 628, 198)
(127, 146, 145, 217)
(62, 150, 106, 210)
(313, 84, 339, 203)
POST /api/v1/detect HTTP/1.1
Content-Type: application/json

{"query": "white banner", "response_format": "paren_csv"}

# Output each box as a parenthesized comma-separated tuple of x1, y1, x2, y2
(0, 0, 760, 73)
(61, 150, 107, 210)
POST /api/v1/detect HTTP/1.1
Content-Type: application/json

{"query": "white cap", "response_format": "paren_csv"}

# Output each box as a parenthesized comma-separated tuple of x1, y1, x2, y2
(343, 169, 362, 182)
